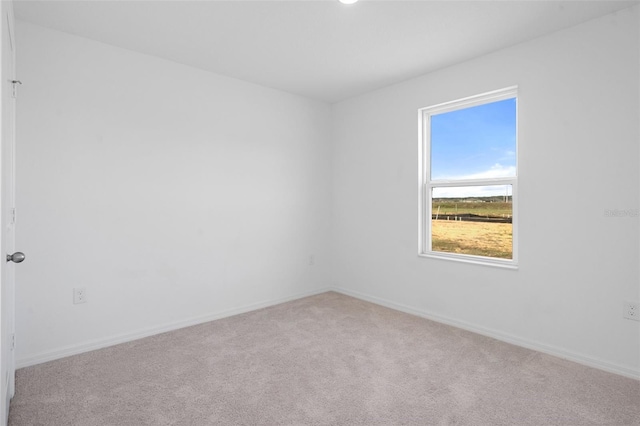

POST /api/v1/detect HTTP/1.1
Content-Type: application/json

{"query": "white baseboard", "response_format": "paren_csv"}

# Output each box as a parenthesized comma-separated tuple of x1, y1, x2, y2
(330, 287, 640, 380)
(18, 286, 640, 380)
(16, 287, 332, 369)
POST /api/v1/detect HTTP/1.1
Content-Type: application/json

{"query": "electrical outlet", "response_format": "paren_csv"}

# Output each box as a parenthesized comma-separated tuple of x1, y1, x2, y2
(623, 301, 639, 321)
(73, 287, 87, 304)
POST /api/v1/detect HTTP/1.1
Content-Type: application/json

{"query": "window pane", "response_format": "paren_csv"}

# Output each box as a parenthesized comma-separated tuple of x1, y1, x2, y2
(432, 186, 512, 259)
(431, 98, 516, 180)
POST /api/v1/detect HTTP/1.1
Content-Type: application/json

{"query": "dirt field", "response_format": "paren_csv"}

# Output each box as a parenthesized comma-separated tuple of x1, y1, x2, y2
(431, 220, 512, 259)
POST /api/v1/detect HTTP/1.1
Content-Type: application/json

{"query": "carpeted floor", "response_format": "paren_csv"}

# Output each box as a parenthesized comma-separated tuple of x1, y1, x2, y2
(8, 292, 640, 425)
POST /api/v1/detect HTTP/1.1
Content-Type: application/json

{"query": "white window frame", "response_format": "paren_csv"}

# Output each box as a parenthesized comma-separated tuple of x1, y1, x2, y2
(418, 86, 518, 269)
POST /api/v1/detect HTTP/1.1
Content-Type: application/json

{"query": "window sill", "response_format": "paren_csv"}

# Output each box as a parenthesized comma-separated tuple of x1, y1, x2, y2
(418, 252, 519, 270)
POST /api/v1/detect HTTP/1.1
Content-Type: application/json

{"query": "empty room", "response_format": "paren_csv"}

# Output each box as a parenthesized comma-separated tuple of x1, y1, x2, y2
(0, 0, 638, 424)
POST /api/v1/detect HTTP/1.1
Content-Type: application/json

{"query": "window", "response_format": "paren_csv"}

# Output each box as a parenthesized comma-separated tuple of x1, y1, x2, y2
(419, 87, 518, 268)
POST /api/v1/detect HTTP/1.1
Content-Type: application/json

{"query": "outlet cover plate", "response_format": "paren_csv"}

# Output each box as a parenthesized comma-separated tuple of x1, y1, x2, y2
(623, 301, 639, 321)
(73, 287, 87, 304)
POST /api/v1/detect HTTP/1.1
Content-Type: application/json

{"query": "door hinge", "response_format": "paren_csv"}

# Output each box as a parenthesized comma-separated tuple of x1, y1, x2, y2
(11, 334, 15, 351)
(11, 207, 16, 225)
(11, 80, 21, 99)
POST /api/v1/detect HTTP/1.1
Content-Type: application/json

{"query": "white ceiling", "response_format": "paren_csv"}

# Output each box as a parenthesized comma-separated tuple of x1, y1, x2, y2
(14, 0, 639, 103)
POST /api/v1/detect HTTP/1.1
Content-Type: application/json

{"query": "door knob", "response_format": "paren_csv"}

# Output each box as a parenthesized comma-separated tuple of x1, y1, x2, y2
(6, 252, 25, 263)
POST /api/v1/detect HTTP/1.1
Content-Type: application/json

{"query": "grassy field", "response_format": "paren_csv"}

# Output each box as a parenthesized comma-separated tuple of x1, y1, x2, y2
(432, 220, 512, 259)
(432, 201, 512, 218)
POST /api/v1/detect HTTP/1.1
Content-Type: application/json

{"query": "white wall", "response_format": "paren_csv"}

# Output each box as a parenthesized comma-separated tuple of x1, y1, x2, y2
(15, 22, 332, 365)
(331, 7, 640, 377)
(15, 7, 640, 378)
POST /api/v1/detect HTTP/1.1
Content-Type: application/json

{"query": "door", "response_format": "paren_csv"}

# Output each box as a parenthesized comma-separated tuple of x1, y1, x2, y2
(0, 3, 17, 424)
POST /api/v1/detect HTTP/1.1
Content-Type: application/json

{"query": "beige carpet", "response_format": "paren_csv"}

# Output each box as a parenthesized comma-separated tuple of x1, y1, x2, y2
(8, 292, 640, 425)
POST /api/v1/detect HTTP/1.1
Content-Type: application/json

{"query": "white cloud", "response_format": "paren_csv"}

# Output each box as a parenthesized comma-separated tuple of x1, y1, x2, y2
(444, 163, 516, 180)
(502, 150, 516, 159)
(433, 163, 514, 198)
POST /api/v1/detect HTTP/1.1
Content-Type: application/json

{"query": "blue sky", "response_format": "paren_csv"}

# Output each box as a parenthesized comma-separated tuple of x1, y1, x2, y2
(430, 97, 516, 198)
